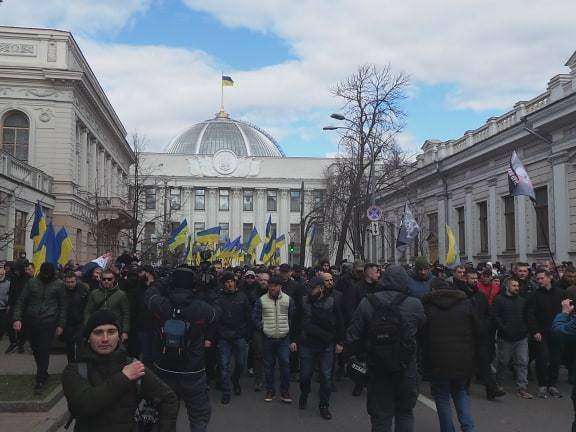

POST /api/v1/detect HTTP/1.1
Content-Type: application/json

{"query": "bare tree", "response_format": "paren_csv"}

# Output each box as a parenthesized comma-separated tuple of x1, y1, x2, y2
(321, 64, 410, 264)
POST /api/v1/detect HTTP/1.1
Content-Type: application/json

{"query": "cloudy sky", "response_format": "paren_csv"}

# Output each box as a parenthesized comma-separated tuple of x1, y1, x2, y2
(1, 0, 575, 156)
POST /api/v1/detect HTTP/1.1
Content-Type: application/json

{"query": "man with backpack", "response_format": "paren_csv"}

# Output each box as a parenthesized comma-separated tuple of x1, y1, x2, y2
(84, 269, 130, 343)
(145, 266, 218, 432)
(345, 265, 426, 432)
(62, 310, 178, 431)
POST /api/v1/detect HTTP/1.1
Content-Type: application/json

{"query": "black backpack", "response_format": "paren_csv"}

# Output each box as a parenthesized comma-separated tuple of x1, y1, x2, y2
(366, 293, 415, 373)
(159, 304, 190, 361)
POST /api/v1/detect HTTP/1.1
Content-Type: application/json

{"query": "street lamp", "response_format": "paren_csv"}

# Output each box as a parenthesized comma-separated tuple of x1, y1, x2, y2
(322, 126, 343, 131)
(330, 113, 346, 121)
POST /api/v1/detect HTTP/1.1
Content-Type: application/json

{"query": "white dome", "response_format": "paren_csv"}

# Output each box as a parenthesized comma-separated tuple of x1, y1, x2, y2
(166, 111, 285, 157)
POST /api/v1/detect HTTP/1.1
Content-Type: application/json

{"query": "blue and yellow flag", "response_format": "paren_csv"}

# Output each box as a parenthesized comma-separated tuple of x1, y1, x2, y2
(264, 215, 272, 241)
(56, 227, 73, 266)
(222, 75, 234, 87)
(445, 224, 457, 266)
(196, 226, 221, 245)
(273, 234, 286, 254)
(167, 219, 189, 251)
(261, 231, 276, 264)
(30, 201, 47, 250)
(245, 227, 261, 256)
(33, 222, 58, 272)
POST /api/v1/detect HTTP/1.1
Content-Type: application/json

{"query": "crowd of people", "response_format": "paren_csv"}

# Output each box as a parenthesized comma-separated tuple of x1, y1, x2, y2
(1, 252, 576, 432)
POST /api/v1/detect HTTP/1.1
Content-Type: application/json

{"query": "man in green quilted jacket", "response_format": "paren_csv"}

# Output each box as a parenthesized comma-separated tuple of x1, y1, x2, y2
(84, 269, 130, 342)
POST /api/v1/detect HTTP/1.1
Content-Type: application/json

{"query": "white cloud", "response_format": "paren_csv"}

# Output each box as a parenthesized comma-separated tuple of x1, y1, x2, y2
(2, 0, 576, 154)
(0, 0, 151, 35)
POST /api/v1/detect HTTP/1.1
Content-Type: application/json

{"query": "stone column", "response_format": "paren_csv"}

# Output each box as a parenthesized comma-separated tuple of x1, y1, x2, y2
(106, 155, 112, 198)
(206, 188, 218, 229)
(230, 188, 242, 240)
(488, 178, 498, 262)
(80, 127, 88, 189)
(254, 189, 267, 260)
(550, 151, 570, 262)
(516, 195, 528, 262)
(465, 187, 473, 261)
(437, 194, 447, 264)
(278, 189, 290, 263)
(6, 193, 16, 260)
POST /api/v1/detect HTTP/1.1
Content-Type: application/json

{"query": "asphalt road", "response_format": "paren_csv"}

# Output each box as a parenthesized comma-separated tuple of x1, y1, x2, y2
(175, 370, 574, 432)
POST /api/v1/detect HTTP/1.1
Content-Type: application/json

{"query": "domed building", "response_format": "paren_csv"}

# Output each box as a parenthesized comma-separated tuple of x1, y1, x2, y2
(139, 110, 339, 265)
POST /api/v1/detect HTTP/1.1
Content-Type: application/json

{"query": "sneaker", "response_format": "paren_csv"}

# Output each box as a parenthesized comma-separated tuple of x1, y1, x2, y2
(254, 382, 262, 392)
(221, 394, 231, 405)
(319, 406, 332, 420)
(299, 394, 307, 410)
(247, 368, 255, 377)
(486, 386, 506, 400)
(517, 388, 533, 399)
(4, 343, 17, 354)
(280, 392, 292, 403)
(264, 391, 274, 402)
(537, 386, 549, 399)
(547, 386, 562, 398)
(34, 381, 45, 396)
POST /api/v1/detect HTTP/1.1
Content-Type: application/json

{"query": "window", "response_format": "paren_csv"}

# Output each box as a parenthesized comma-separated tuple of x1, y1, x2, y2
(243, 190, 253, 211)
(290, 190, 301, 212)
(313, 190, 324, 209)
(219, 223, 229, 243)
(195, 189, 205, 210)
(170, 188, 181, 210)
(535, 186, 549, 249)
(1, 111, 30, 161)
(145, 188, 156, 210)
(504, 196, 516, 251)
(478, 201, 488, 254)
(144, 222, 156, 239)
(219, 189, 229, 211)
(13, 209, 27, 260)
(193, 222, 205, 240)
(456, 206, 466, 256)
(270, 223, 277, 239)
(267, 190, 277, 212)
(427, 213, 438, 262)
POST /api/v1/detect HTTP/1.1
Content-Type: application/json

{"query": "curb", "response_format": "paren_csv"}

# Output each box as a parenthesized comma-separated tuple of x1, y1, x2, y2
(0, 385, 63, 412)
(31, 395, 69, 432)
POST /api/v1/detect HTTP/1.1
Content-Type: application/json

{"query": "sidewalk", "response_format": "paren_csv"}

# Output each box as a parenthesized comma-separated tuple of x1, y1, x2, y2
(0, 338, 69, 432)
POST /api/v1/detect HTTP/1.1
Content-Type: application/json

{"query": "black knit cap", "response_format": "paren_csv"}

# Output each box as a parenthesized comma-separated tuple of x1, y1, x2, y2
(84, 310, 120, 338)
(221, 271, 236, 283)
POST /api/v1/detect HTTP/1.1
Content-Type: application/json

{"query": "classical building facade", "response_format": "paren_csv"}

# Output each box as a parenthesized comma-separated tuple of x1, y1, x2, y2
(0, 26, 135, 262)
(139, 110, 337, 265)
(370, 50, 576, 267)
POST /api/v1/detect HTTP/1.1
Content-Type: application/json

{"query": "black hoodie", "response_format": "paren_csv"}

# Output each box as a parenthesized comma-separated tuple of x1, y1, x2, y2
(422, 288, 479, 380)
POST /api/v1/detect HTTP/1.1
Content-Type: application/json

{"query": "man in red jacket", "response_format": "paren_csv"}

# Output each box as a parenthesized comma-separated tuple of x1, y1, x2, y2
(477, 269, 500, 305)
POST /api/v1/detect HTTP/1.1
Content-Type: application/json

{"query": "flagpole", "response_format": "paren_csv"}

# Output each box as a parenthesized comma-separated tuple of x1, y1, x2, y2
(220, 73, 224, 111)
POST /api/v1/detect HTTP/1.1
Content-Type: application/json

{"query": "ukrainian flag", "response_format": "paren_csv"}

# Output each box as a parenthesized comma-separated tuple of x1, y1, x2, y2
(264, 215, 272, 240)
(34, 223, 58, 270)
(261, 231, 276, 264)
(196, 226, 221, 245)
(56, 227, 73, 266)
(222, 75, 234, 86)
(167, 219, 189, 251)
(274, 234, 286, 253)
(30, 201, 47, 250)
(245, 227, 261, 255)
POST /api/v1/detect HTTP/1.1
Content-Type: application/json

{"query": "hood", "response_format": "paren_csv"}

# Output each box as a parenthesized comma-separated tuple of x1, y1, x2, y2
(422, 288, 467, 310)
(380, 265, 411, 294)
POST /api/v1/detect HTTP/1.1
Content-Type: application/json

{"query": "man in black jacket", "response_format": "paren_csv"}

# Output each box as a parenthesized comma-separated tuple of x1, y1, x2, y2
(492, 278, 532, 398)
(13, 262, 66, 394)
(145, 267, 218, 432)
(524, 269, 566, 398)
(297, 277, 344, 420)
(211, 272, 252, 404)
(61, 272, 89, 363)
(422, 278, 478, 432)
(346, 266, 426, 432)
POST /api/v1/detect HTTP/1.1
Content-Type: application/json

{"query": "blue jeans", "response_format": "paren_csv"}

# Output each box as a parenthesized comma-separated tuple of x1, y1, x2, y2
(299, 344, 334, 406)
(217, 338, 248, 395)
(263, 336, 290, 394)
(430, 379, 475, 432)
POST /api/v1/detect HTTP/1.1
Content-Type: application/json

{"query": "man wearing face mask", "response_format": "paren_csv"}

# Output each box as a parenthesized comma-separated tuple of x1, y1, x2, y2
(12, 262, 66, 394)
(297, 277, 344, 420)
(62, 310, 178, 431)
(84, 270, 130, 343)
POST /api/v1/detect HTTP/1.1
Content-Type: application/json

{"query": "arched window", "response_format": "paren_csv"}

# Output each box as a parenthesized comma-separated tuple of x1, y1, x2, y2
(1, 110, 30, 161)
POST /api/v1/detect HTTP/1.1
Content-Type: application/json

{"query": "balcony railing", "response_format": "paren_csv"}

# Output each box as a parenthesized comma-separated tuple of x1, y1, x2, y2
(0, 151, 53, 194)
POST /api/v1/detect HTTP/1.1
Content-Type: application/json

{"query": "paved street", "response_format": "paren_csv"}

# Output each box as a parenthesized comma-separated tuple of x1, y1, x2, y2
(175, 373, 574, 432)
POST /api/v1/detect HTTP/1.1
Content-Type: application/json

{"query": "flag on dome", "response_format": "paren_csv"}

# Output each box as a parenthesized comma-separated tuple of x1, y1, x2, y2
(508, 151, 535, 201)
(222, 75, 234, 86)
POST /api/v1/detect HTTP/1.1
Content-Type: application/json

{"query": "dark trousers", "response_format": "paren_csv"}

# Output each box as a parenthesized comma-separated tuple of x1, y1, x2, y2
(0, 309, 9, 339)
(217, 338, 248, 395)
(535, 334, 562, 387)
(137, 330, 156, 367)
(27, 322, 56, 383)
(366, 365, 419, 432)
(250, 330, 264, 384)
(157, 370, 211, 432)
(571, 366, 576, 432)
(299, 344, 334, 407)
(263, 336, 290, 394)
(476, 342, 498, 391)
